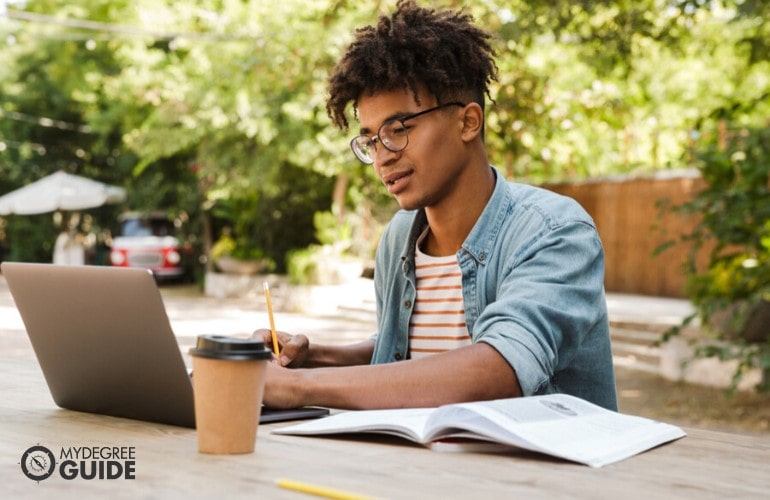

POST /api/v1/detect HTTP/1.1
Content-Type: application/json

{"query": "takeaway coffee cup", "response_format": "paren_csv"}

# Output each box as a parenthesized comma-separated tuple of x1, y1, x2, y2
(189, 335, 272, 454)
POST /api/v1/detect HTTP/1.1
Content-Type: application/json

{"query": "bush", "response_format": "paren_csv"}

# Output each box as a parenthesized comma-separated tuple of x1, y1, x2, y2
(666, 123, 770, 392)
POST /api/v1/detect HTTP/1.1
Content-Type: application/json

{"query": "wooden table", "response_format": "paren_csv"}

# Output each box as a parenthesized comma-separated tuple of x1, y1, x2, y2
(2, 356, 768, 499)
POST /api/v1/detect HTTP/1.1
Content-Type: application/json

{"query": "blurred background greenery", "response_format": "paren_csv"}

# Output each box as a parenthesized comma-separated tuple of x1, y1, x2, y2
(0, 0, 767, 283)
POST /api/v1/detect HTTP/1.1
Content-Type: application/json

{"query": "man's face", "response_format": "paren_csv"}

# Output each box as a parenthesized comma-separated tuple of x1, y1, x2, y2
(356, 89, 469, 211)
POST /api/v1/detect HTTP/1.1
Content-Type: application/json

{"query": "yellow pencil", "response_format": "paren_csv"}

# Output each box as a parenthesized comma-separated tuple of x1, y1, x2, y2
(263, 282, 280, 356)
(277, 478, 376, 500)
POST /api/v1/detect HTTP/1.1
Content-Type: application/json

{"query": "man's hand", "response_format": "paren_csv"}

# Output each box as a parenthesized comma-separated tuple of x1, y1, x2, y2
(252, 329, 310, 367)
(262, 363, 307, 409)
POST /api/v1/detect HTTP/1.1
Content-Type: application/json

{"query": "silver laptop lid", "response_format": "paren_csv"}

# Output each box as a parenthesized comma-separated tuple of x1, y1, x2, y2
(1, 262, 195, 428)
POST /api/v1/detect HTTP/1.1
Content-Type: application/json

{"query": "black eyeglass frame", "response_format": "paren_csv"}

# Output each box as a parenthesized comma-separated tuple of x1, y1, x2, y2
(349, 102, 465, 164)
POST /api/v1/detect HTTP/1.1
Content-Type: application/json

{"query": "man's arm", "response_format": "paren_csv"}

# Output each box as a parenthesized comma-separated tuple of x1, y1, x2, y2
(262, 342, 521, 410)
(297, 339, 375, 368)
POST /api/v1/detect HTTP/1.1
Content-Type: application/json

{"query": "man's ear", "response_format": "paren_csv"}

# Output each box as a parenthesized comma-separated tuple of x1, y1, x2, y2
(460, 103, 484, 142)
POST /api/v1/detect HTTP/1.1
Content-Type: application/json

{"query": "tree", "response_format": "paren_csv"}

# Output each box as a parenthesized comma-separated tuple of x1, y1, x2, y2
(1, 0, 767, 291)
(0, 0, 136, 261)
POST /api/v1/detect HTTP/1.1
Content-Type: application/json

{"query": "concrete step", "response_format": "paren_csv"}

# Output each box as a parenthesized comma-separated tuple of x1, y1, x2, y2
(609, 322, 665, 374)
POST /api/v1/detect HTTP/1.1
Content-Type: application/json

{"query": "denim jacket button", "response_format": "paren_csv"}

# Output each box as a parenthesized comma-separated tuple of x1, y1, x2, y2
(394, 352, 403, 360)
(404, 300, 412, 308)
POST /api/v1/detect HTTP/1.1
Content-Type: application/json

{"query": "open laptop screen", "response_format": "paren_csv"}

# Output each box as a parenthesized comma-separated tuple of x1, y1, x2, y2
(1, 262, 328, 427)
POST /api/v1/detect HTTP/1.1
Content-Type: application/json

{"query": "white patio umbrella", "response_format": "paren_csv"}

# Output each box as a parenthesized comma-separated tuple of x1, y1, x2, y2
(0, 171, 126, 215)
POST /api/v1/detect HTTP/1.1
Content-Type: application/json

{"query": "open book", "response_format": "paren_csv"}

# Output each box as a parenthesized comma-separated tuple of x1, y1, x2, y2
(273, 394, 686, 468)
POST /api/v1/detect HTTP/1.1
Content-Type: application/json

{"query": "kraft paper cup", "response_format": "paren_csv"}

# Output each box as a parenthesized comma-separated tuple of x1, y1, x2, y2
(190, 335, 272, 454)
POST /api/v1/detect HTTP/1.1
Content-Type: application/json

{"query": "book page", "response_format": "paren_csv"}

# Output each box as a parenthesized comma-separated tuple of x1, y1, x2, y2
(273, 408, 434, 443)
(425, 394, 686, 467)
(423, 394, 601, 441)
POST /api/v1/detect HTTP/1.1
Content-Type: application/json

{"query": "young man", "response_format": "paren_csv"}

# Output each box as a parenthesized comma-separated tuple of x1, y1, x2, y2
(257, 0, 617, 411)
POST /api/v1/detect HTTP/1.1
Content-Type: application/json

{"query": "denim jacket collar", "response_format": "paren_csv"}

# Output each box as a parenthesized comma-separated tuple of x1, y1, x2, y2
(399, 166, 509, 268)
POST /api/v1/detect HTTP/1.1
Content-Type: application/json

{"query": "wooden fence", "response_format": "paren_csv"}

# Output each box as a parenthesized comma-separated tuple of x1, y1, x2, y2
(544, 170, 707, 298)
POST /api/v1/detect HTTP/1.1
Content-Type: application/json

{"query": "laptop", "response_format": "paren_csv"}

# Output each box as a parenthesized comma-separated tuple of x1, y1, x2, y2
(1, 262, 328, 428)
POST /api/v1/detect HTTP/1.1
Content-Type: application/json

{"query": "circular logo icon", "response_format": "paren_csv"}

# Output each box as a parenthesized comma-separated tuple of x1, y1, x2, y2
(20, 445, 56, 482)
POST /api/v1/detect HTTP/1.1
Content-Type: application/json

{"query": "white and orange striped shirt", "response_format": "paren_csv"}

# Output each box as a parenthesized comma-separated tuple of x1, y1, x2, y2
(408, 238, 471, 359)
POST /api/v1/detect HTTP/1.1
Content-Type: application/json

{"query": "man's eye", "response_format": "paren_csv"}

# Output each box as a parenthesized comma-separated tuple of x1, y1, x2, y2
(390, 124, 407, 135)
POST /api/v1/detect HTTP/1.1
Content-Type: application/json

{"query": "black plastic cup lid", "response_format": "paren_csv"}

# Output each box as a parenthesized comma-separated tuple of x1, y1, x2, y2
(189, 335, 273, 361)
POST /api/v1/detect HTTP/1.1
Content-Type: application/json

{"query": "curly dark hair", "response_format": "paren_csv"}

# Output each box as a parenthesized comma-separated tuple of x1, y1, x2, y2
(326, 0, 498, 130)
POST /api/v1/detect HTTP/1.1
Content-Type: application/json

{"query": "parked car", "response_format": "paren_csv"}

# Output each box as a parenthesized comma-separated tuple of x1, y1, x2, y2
(109, 212, 186, 280)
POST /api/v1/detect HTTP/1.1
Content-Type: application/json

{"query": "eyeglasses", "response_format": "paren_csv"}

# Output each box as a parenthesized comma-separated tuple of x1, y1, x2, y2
(350, 102, 465, 164)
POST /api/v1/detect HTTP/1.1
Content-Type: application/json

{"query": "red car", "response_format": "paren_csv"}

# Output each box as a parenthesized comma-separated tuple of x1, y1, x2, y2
(109, 212, 186, 280)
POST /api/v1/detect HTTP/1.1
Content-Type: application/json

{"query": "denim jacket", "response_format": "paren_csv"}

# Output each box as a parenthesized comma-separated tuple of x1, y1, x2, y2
(371, 167, 618, 410)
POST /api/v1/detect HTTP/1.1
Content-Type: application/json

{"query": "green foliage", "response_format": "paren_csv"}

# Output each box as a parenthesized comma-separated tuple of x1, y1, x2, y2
(0, 0, 201, 262)
(667, 122, 770, 392)
(480, 0, 770, 183)
(286, 203, 380, 285)
(0, 1, 768, 345)
(286, 246, 319, 286)
(2, 214, 58, 262)
(210, 232, 260, 261)
(284, 208, 354, 285)
(641, 1, 770, 392)
(208, 162, 335, 273)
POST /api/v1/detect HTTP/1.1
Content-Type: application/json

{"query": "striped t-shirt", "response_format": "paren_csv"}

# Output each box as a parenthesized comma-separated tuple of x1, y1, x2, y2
(408, 234, 471, 359)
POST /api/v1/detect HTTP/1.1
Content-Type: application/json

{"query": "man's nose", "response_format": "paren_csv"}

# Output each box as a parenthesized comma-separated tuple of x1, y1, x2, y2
(373, 141, 400, 166)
